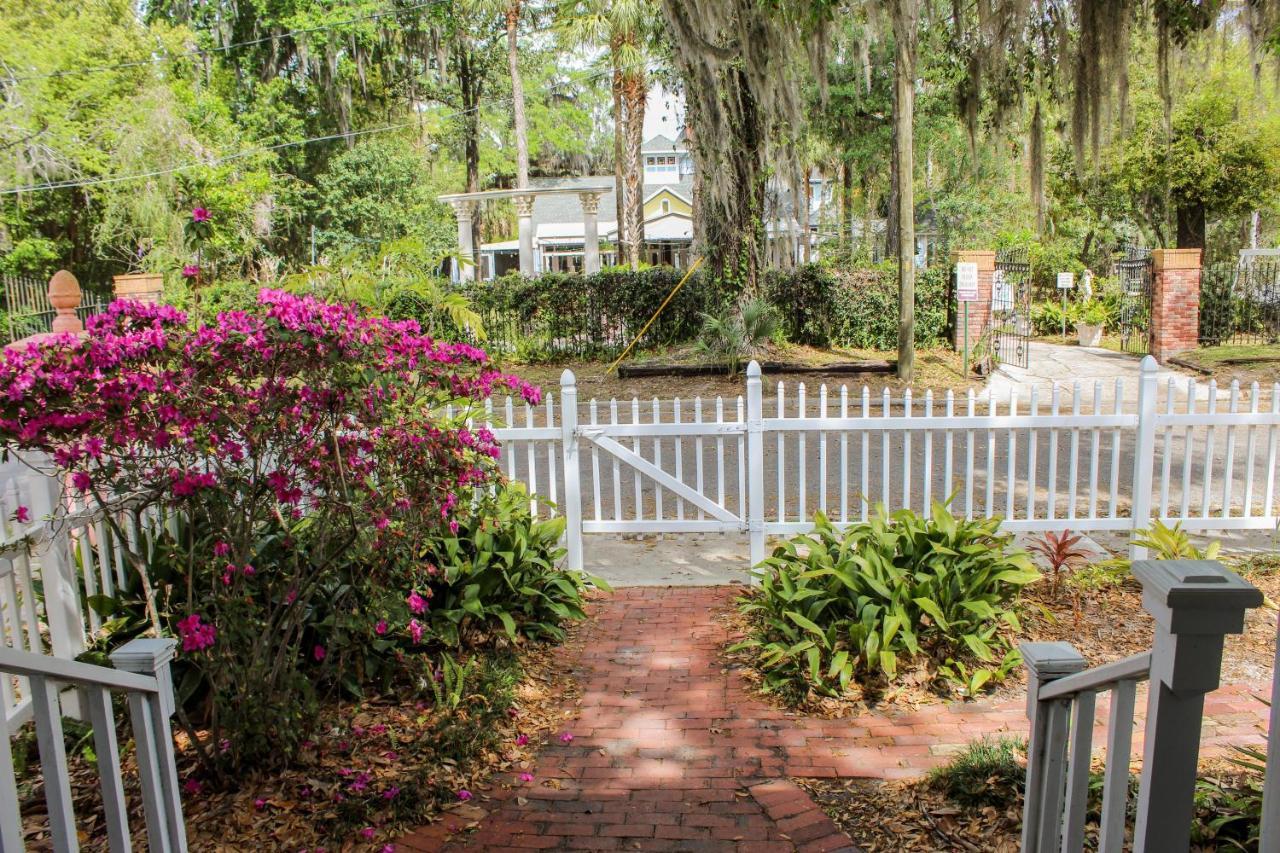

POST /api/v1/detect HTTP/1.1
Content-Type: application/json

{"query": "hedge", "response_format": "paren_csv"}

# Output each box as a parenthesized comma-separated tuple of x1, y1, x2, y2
(447, 264, 953, 361)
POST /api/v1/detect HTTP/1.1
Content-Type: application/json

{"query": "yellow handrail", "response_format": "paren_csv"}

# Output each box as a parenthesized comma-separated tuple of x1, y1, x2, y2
(607, 255, 705, 374)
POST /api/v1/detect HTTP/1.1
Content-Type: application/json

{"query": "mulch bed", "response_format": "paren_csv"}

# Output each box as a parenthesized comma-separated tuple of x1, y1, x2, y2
(16, 637, 582, 851)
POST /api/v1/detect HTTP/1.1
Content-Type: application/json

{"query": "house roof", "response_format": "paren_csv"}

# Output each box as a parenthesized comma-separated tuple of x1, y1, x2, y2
(640, 133, 685, 154)
(527, 174, 695, 231)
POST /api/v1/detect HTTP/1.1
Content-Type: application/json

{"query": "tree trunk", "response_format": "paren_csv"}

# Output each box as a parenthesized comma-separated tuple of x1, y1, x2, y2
(840, 162, 852, 253)
(507, 1, 529, 189)
(1176, 202, 1206, 251)
(622, 69, 647, 270)
(611, 50, 626, 265)
(460, 52, 482, 281)
(891, 0, 918, 381)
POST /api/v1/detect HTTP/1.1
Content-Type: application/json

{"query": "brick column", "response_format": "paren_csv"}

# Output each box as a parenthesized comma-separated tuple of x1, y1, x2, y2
(951, 250, 995, 350)
(1151, 248, 1202, 364)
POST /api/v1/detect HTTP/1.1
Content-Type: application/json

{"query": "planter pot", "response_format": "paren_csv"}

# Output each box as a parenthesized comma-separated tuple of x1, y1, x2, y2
(113, 272, 164, 304)
(1076, 323, 1104, 347)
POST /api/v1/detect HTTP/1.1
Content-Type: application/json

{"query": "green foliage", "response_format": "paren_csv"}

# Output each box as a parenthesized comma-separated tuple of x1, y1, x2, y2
(694, 298, 778, 374)
(828, 265, 952, 350)
(1134, 519, 1221, 561)
(733, 504, 1038, 703)
(1193, 749, 1266, 850)
(1031, 301, 1069, 337)
(928, 736, 1026, 810)
(418, 484, 607, 648)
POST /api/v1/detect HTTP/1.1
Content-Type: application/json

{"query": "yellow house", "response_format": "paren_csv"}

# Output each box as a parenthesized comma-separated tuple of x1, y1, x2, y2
(642, 187, 692, 219)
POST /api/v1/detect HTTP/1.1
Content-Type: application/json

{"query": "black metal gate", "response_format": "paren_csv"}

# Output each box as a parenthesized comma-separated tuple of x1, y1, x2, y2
(1199, 259, 1280, 347)
(992, 247, 1032, 369)
(1113, 248, 1153, 355)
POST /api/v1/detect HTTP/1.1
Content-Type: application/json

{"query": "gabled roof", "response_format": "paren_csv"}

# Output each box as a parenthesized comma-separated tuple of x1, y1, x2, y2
(640, 133, 686, 154)
(643, 186, 692, 206)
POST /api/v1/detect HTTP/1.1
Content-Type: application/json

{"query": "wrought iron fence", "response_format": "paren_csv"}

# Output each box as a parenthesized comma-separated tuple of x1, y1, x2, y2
(1112, 248, 1153, 355)
(1200, 260, 1280, 347)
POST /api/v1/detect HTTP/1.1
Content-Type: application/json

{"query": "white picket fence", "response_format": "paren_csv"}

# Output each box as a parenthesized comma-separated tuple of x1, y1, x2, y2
(487, 357, 1280, 569)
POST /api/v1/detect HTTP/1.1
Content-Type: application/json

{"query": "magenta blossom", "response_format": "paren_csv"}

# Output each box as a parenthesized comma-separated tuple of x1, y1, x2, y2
(11, 505, 29, 524)
(457, 790, 472, 801)
(181, 264, 200, 279)
(177, 613, 216, 653)
(519, 772, 534, 783)
(375, 619, 388, 636)
(313, 644, 326, 662)
(359, 827, 375, 840)
(408, 619, 424, 644)
(560, 732, 574, 744)
(407, 590, 428, 614)
(515, 734, 529, 746)
(191, 207, 210, 222)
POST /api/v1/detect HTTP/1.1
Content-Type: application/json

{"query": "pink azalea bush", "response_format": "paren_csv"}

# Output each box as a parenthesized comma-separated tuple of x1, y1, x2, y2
(0, 291, 539, 774)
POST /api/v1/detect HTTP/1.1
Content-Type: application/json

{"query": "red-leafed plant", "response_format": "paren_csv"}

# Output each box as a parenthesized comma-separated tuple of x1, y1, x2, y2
(1026, 529, 1095, 597)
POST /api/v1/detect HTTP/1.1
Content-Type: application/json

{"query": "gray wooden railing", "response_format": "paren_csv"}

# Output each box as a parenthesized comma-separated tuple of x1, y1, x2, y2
(0, 638, 187, 852)
(1021, 559, 1263, 852)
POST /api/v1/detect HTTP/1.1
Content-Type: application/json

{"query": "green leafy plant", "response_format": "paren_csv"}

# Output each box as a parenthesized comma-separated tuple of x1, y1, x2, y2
(694, 297, 778, 374)
(928, 736, 1026, 809)
(420, 484, 608, 647)
(1069, 299, 1109, 327)
(732, 503, 1040, 702)
(1134, 518, 1221, 560)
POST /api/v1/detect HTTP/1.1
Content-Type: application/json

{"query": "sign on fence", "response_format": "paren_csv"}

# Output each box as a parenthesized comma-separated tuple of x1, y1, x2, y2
(1057, 271, 1075, 290)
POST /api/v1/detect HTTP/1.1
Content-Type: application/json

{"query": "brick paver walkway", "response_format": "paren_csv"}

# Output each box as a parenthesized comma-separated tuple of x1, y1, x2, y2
(399, 586, 1270, 852)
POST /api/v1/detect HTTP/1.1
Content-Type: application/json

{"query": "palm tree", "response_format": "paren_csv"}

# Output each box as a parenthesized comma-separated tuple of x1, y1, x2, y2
(506, 0, 530, 189)
(557, 0, 655, 269)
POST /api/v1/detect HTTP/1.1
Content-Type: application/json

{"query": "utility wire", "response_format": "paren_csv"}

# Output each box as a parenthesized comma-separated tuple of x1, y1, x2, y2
(0, 59, 655, 196)
(4, 0, 448, 82)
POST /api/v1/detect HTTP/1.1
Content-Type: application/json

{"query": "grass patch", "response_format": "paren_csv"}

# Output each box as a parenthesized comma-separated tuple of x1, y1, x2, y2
(928, 736, 1026, 810)
(1177, 345, 1280, 385)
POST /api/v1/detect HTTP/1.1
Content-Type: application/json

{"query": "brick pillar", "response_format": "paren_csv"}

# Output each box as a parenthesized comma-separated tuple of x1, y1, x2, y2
(1151, 248, 1202, 364)
(951, 250, 995, 350)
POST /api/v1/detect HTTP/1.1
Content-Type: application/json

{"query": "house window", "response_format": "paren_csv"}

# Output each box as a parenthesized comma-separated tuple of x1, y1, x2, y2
(661, 199, 670, 214)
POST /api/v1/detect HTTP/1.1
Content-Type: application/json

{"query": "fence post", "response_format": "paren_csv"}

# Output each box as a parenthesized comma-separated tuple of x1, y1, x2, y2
(1129, 355, 1159, 560)
(746, 361, 766, 569)
(1131, 559, 1262, 852)
(40, 517, 88, 722)
(1019, 641, 1087, 852)
(1260, 612, 1280, 850)
(112, 638, 186, 853)
(559, 369, 584, 571)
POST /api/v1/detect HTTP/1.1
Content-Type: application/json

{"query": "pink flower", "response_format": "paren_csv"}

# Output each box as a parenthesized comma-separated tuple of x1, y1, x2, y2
(359, 827, 376, 840)
(176, 613, 216, 653)
(448, 520, 459, 535)
(519, 772, 534, 783)
(375, 619, 388, 636)
(383, 786, 400, 800)
(182, 264, 200, 279)
(254, 798, 267, 811)
(559, 732, 574, 744)
(382, 846, 396, 853)
(191, 207, 211, 222)
(313, 644, 326, 662)
(457, 790, 472, 801)
(213, 541, 230, 557)
(515, 734, 529, 746)
(11, 505, 29, 524)
(183, 778, 203, 795)
(70, 471, 92, 492)
(408, 619, 424, 644)
(407, 590, 427, 614)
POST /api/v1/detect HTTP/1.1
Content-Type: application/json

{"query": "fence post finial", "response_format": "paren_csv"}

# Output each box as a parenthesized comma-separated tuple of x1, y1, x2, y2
(1131, 559, 1262, 852)
(1019, 641, 1087, 852)
(47, 270, 84, 335)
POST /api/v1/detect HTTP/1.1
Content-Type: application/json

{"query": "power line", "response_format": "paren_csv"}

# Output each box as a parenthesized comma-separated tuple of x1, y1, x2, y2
(5, 0, 447, 82)
(0, 60, 654, 196)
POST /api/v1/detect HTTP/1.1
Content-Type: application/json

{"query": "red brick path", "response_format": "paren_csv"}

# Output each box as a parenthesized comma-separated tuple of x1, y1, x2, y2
(399, 586, 1269, 852)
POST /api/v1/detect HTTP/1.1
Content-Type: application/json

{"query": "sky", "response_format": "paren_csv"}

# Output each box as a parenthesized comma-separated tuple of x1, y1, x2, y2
(644, 82, 684, 141)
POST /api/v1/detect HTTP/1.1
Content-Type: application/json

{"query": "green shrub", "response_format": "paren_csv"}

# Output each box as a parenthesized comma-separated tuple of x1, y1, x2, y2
(1031, 300, 1069, 336)
(694, 298, 778, 374)
(928, 736, 1026, 809)
(828, 264, 951, 350)
(733, 503, 1039, 702)
(418, 483, 606, 648)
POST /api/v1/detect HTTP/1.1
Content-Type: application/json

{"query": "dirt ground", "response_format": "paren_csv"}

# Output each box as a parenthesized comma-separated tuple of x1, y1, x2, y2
(505, 344, 974, 403)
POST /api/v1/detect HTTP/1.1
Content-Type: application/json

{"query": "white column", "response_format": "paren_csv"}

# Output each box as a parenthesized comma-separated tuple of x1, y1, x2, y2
(580, 192, 601, 274)
(746, 361, 766, 568)
(450, 199, 478, 282)
(515, 193, 535, 276)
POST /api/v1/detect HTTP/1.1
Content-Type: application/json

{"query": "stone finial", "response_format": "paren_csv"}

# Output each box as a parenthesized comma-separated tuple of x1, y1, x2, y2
(513, 193, 535, 217)
(47, 270, 84, 335)
(449, 199, 478, 221)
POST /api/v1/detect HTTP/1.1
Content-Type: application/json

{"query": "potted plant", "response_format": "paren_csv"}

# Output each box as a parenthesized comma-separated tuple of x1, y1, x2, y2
(1072, 299, 1108, 347)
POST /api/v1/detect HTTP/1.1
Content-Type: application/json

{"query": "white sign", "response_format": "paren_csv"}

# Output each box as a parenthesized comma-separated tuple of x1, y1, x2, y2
(956, 262, 979, 302)
(1057, 271, 1075, 290)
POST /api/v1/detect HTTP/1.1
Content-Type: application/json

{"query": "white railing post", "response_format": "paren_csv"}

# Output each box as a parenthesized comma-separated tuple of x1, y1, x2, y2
(559, 369, 584, 571)
(1129, 355, 1159, 559)
(1131, 559, 1262, 852)
(1019, 641, 1086, 852)
(111, 638, 187, 853)
(745, 361, 766, 568)
(1261, 612, 1280, 851)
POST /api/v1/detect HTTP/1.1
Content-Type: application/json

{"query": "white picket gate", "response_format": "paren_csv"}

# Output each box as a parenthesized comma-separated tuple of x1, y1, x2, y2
(486, 358, 1280, 570)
